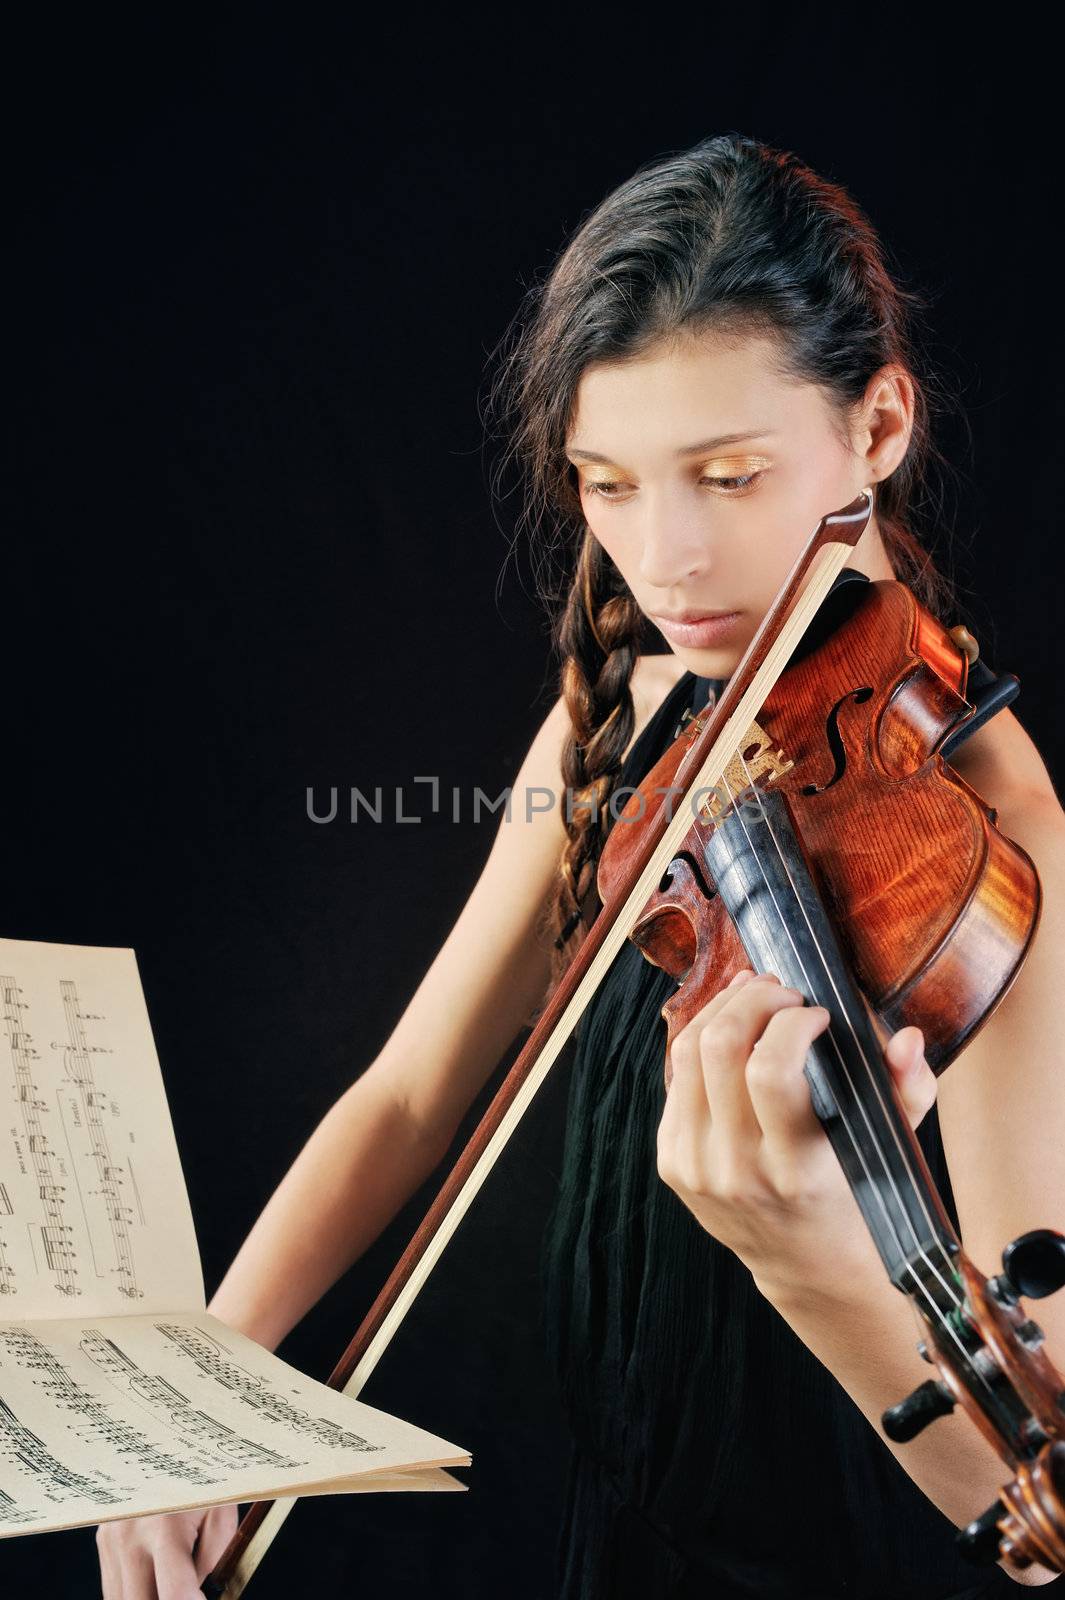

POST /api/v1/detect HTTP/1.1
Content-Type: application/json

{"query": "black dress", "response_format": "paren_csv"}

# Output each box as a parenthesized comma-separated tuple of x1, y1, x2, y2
(539, 656, 1061, 1600)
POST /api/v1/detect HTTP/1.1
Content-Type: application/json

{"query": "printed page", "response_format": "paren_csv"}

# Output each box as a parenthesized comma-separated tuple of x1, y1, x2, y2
(0, 1310, 470, 1538)
(0, 936, 204, 1318)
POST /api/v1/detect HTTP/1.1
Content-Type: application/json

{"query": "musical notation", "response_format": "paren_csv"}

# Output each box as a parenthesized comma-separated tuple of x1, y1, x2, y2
(0, 1482, 44, 1529)
(0, 1324, 213, 1516)
(153, 1323, 383, 1454)
(0, 973, 142, 1302)
(59, 978, 142, 1297)
(80, 1329, 293, 1467)
(0, 940, 203, 1322)
(0, 940, 470, 1541)
(0, 1309, 462, 1538)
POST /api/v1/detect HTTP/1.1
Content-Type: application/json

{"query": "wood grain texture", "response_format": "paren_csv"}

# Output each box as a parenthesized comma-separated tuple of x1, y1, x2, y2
(599, 579, 1041, 1077)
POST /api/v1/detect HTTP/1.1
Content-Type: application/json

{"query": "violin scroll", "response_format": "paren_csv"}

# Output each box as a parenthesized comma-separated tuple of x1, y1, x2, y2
(958, 1442, 1065, 1570)
(884, 1231, 1065, 1571)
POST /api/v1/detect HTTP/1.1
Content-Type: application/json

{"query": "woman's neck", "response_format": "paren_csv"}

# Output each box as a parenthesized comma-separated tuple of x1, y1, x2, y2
(849, 512, 896, 583)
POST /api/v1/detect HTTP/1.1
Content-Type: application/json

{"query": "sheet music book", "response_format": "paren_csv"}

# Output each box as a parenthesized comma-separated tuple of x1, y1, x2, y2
(0, 935, 470, 1540)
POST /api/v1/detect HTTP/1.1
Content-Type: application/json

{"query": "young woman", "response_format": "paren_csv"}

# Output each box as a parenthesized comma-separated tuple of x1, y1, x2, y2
(96, 135, 1065, 1597)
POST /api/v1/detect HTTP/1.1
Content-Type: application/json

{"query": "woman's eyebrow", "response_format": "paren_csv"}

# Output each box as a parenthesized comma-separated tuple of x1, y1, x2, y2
(566, 429, 776, 464)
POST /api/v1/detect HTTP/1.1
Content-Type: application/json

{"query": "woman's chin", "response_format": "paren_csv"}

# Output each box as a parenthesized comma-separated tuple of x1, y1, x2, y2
(671, 640, 746, 681)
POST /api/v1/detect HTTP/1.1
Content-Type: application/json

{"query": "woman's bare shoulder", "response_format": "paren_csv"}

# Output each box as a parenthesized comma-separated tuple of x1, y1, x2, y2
(946, 706, 1063, 822)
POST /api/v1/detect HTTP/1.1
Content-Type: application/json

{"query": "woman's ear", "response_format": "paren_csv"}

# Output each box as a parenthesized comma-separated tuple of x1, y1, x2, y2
(853, 363, 916, 484)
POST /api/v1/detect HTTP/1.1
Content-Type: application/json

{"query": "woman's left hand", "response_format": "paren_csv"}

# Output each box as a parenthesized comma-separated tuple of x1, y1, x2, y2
(655, 967, 938, 1303)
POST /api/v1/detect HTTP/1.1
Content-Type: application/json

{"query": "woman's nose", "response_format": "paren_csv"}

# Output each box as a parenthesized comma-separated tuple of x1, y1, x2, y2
(637, 497, 712, 588)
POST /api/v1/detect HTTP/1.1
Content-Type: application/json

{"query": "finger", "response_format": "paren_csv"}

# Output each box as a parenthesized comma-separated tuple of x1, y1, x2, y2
(884, 1025, 937, 1128)
(661, 1013, 713, 1155)
(661, 971, 786, 1175)
(660, 979, 733, 1182)
(699, 977, 805, 1148)
(743, 1003, 833, 1164)
(154, 1533, 202, 1600)
(194, 1502, 241, 1583)
(676, 967, 758, 1043)
(665, 967, 755, 1090)
(125, 1546, 159, 1600)
(96, 1526, 125, 1600)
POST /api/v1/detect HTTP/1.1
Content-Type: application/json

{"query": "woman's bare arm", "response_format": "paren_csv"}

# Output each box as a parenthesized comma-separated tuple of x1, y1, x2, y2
(206, 695, 572, 1349)
(207, 656, 681, 1350)
(96, 658, 678, 1595)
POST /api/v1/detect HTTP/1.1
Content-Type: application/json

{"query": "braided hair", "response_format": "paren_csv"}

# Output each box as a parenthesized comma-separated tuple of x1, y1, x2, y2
(484, 133, 962, 995)
(553, 531, 645, 955)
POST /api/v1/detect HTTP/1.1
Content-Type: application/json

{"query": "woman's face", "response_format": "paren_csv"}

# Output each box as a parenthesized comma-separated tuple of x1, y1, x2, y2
(566, 329, 899, 678)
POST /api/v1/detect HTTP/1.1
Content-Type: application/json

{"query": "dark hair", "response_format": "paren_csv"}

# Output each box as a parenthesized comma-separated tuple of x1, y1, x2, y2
(484, 133, 961, 993)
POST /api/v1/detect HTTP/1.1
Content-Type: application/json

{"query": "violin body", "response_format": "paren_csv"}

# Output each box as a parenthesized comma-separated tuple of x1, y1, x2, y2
(598, 578, 1042, 1081)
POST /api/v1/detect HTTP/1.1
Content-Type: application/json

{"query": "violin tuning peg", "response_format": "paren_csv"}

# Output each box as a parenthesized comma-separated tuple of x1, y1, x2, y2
(956, 1499, 1007, 1566)
(1002, 1229, 1065, 1301)
(882, 1378, 956, 1442)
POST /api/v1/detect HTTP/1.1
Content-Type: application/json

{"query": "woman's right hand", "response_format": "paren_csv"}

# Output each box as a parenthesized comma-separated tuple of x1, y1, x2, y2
(96, 1500, 238, 1598)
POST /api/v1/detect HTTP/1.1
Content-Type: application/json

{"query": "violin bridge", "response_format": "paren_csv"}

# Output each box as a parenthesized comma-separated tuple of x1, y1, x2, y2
(696, 720, 794, 823)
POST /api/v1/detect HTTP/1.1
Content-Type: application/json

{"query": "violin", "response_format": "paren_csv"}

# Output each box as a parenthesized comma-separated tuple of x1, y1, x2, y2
(600, 556, 1065, 1572)
(204, 490, 1065, 1594)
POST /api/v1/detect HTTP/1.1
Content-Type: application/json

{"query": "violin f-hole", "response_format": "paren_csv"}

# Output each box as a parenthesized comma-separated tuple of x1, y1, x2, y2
(802, 685, 874, 795)
(659, 851, 717, 903)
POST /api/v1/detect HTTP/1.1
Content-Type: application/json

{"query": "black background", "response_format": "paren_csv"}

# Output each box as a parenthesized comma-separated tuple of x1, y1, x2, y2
(6, 18, 1064, 1598)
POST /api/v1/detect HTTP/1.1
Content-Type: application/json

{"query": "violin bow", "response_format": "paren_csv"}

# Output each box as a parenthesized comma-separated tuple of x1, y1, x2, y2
(202, 491, 877, 1596)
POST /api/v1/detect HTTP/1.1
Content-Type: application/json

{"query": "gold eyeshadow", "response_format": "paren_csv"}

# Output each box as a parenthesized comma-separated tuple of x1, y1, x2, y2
(700, 454, 773, 476)
(578, 454, 773, 485)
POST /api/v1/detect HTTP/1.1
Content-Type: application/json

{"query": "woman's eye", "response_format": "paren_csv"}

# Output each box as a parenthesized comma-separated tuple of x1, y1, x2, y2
(701, 472, 762, 493)
(582, 471, 762, 500)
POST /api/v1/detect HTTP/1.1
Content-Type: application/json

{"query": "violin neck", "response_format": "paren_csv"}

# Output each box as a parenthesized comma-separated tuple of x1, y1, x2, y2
(702, 785, 960, 1291)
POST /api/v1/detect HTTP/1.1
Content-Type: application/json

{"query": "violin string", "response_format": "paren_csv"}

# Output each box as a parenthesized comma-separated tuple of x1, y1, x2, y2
(714, 758, 989, 1394)
(714, 764, 953, 1309)
(729, 755, 959, 1305)
(723, 756, 960, 1297)
(716, 762, 983, 1393)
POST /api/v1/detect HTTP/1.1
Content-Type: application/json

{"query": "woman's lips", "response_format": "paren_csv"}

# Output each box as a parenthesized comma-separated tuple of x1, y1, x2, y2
(651, 611, 742, 648)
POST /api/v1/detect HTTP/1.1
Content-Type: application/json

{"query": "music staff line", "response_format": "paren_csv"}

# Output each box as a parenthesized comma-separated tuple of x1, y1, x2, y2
(1, 975, 145, 1303)
(0, 1320, 383, 1518)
